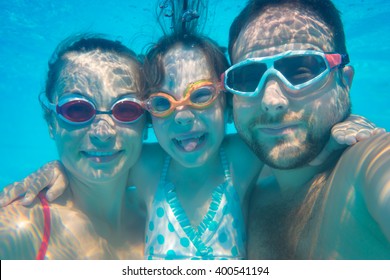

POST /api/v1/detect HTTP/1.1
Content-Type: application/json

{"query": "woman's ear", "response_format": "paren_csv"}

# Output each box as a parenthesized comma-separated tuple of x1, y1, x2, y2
(48, 114, 56, 139)
(342, 65, 354, 89)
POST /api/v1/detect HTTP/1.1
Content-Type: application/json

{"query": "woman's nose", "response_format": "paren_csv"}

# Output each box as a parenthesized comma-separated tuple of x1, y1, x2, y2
(89, 118, 116, 143)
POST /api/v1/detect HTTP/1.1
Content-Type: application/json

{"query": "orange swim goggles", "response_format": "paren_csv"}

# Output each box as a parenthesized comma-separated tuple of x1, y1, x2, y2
(145, 80, 222, 118)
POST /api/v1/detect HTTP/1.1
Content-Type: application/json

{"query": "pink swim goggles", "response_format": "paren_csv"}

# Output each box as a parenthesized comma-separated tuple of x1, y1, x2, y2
(40, 93, 145, 125)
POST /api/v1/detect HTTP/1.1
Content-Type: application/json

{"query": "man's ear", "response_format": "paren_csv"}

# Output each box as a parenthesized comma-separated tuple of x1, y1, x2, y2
(341, 65, 354, 89)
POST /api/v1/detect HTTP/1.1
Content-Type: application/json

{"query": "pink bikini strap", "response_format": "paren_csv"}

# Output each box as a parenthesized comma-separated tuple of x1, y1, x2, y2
(35, 192, 51, 260)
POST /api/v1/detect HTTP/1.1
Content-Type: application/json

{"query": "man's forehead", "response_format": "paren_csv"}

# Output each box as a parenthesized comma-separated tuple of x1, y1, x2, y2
(232, 4, 335, 61)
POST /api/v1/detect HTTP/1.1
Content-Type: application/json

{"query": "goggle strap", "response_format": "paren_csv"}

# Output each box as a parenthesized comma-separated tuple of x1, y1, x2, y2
(340, 53, 350, 67)
(220, 73, 226, 90)
(325, 53, 350, 69)
(38, 92, 57, 112)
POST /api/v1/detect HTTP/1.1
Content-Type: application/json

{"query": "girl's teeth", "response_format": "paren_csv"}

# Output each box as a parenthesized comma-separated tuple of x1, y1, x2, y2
(85, 151, 116, 157)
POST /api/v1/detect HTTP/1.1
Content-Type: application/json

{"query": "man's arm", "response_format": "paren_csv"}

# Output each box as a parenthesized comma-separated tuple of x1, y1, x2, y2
(357, 133, 390, 241)
(337, 132, 390, 242)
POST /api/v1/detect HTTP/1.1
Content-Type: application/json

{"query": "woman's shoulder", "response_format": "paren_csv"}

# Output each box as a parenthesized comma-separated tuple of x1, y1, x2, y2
(0, 198, 47, 259)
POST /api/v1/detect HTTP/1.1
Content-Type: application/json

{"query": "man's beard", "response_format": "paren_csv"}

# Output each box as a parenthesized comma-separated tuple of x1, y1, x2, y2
(246, 125, 330, 169)
(238, 110, 333, 169)
(235, 80, 352, 169)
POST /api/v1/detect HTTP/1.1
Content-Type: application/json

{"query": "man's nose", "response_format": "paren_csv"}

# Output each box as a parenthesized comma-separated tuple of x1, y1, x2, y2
(261, 80, 289, 115)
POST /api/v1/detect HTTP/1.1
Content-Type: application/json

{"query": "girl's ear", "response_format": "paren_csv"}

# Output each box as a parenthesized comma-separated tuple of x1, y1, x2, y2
(144, 114, 153, 140)
(225, 91, 234, 124)
(143, 126, 149, 140)
(226, 105, 233, 124)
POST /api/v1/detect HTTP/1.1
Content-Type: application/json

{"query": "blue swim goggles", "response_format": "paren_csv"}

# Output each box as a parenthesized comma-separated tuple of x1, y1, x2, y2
(223, 50, 349, 97)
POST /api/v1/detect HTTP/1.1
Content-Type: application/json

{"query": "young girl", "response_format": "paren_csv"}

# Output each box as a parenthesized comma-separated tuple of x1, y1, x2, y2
(135, 33, 262, 259)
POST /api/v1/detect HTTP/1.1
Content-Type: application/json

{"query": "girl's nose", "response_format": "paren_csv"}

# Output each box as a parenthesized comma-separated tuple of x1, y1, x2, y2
(174, 107, 195, 126)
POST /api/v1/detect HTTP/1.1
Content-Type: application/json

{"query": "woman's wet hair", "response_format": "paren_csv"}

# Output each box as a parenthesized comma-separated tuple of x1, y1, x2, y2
(42, 34, 146, 122)
(228, 0, 348, 61)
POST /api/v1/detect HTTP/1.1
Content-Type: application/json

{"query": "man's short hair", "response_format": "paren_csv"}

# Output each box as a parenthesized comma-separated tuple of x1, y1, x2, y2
(228, 0, 348, 61)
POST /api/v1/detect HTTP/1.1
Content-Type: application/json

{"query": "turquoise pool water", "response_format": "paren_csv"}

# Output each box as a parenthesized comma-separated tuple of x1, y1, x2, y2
(0, 0, 389, 188)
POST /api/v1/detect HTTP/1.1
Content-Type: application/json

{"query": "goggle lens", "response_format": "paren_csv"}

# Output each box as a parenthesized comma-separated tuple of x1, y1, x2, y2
(274, 54, 326, 86)
(58, 100, 95, 123)
(148, 96, 171, 114)
(111, 100, 144, 122)
(227, 63, 267, 92)
(189, 86, 214, 105)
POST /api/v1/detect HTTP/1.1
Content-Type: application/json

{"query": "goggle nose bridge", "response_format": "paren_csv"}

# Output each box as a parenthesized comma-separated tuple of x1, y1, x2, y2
(252, 65, 292, 95)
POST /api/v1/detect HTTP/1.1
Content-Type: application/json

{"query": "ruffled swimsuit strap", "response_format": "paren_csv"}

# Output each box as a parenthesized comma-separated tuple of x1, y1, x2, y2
(159, 155, 171, 187)
(36, 192, 51, 260)
(219, 147, 232, 184)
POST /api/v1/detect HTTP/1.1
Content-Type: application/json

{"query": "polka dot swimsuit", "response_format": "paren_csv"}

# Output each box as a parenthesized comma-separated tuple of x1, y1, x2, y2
(144, 149, 247, 260)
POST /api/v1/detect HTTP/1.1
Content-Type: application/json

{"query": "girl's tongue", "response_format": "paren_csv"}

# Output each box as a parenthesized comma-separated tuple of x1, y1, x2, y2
(174, 134, 206, 152)
(179, 137, 201, 152)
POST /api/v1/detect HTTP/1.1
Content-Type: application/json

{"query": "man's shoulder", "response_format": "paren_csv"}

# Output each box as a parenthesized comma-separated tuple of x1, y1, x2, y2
(343, 132, 389, 158)
(322, 132, 390, 199)
(313, 132, 390, 258)
(332, 132, 390, 176)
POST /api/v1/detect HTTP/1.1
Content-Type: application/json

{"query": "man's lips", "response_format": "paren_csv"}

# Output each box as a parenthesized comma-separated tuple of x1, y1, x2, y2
(81, 150, 123, 163)
(256, 123, 301, 136)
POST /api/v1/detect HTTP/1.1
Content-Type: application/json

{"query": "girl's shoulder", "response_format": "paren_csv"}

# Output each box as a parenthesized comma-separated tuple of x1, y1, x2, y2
(222, 134, 264, 197)
(222, 134, 262, 167)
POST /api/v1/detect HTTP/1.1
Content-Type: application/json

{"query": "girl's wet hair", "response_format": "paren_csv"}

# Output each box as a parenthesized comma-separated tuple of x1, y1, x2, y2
(144, 33, 229, 94)
(144, 1, 231, 104)
(42, 34, 146, 122)
(157, 0, 208, 36)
